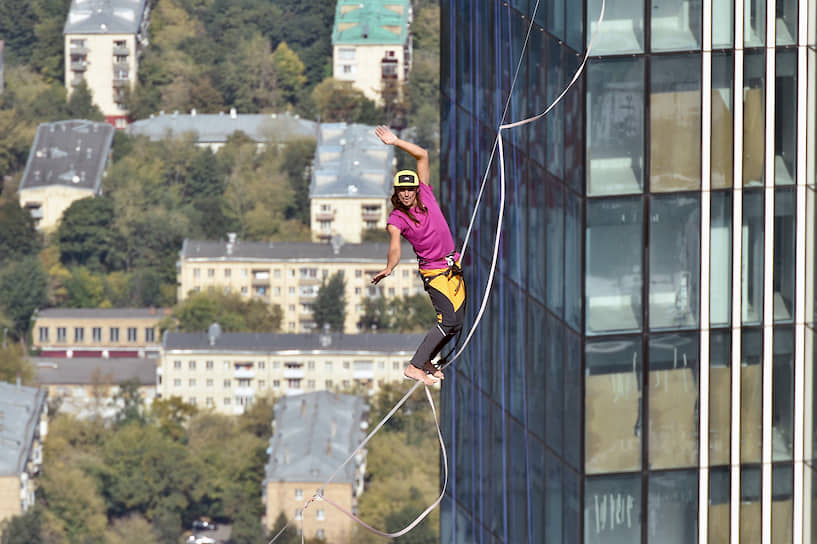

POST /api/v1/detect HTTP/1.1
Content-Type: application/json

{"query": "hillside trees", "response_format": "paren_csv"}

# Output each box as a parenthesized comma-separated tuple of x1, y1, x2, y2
(312, 271, 347, 332)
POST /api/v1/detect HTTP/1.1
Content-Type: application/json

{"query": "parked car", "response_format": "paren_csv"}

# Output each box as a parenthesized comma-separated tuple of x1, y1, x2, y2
(192, 519, 217, 531)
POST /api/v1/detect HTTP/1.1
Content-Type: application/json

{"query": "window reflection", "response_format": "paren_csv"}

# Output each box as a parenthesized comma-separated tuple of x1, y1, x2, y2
(740, 466, 762, 541)
(708, 467, 730, 543)
(711, 53, 734, 190)
(774, 189, 796, 321)
(647, 471, 698, 543)
(585, 338, 642, 473)
(585, 474, 642, 544)
(547, 41, 564, 179)
(546, 451, 564, 543)
(743, 51, 766, 187)
(712, 0, 734, 47)
(744, 0, 766, 46)
(546, 182, 565, 316)
(588, 0, 644, 54)
(566, 192, 582, 331)
(586, 198, 643, 334)
(776, 0, 797, 45)
(773, 327, 794, 461)
(650, 0, 702, 51)
(710, 192, 732, 325)
(527, 300, 546, 441)
(529, 165, 546, 303)
(650, 56, 702, 192)
(709, 330, 732, 466)
(772, 465, 794, 543)
(648, 333, 699, 469)
(648, 194, 700, 329)
(742, 190, 765, 324)
(587, 59, 645, 195)
(775, 50, 797, 185)
(741, 329, 763, 463)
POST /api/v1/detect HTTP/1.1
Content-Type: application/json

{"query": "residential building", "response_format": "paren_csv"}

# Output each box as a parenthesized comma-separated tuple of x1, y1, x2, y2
(17, 120, 114, 231)
(128, 110, 317, 152)
(441, 0, 815, 543)
(264, 391, 368, 543)
(32, 308, 166, 358)
(0, 382, 48, 525)
(332, 0, 412, 103)
(159, 326, 424, 414)
(0, 40, 4, 95)
(310, 123, 394, 243)
(63, 0, 151, 127)
(177, 236, 425, 333)
(34, 356, 157, 419)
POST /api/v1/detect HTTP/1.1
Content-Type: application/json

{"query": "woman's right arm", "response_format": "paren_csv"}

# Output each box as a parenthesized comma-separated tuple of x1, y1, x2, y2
(371, 224, 403, 284)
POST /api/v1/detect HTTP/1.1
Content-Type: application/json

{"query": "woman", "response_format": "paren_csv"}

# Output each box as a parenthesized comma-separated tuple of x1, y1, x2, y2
(371, 126, 466, 386)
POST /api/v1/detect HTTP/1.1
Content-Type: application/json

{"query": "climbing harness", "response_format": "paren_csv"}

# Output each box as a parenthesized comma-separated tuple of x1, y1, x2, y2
(268, 0, 606, 541)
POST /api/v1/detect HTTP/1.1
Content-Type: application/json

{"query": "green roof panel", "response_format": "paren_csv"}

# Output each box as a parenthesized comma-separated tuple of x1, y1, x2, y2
(332, 0, 410, 45)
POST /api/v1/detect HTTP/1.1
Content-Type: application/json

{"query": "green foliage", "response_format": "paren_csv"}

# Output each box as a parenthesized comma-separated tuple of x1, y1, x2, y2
(0, 342, 36, 385)
(0, 0, 37, 64)
(150, 396, 198, 441)
(359, 294, 435, 333)
(63, 267, 106, 308)
(57, 197, 120, 270)
(172, 291, 283, 333)
(272, 42, 307, 105)
(0, 256, 47, 339)
(66, 79, 105, 121)
(0, 507, 45, 544)
(38, 463, 109, 542)
(311, 78, 383, 124)
(228, 505, 265, 544)
(281, 138, 317, 223)
(113, 378, 147, 427)
(312, 271, 347, 332)
(0, 199, 41, 261)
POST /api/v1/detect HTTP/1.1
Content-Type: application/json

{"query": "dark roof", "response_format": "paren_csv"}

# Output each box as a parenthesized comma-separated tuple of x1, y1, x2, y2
(34, 356, 156, 386)
(180, 239, 416, 263)
(64, 0, 148, 34)
(34, 307, 167, 319)
(164, 331, 424, 354)
(18, 120, 114, 193)
(266, 391, 367, 483)
(0, 382, 47, 476)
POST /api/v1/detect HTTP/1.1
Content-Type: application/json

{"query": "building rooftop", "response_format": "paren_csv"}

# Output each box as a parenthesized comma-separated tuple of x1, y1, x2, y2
(164, 330, 424, 354)
(332, 0, 411, 45)
(266, 391, 368, 483)
(34, 307, 168, 320)
(128, 111, 317, 145)
(0, 382, 47, 476)
(64, 0, 148, 34)
(310, 123, 394, 199)
(179, 238, 416, 264)
(34, 357, 157, 386)
(18, 120, 114, 193)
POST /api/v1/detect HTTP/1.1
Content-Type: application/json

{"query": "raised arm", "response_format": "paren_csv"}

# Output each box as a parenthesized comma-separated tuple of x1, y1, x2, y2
(371, 224, 402, 285)
(375, 125, 430, 185)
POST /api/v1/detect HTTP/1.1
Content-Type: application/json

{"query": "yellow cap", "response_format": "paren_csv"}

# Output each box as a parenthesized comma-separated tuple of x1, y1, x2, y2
(393, 170, 419, 187)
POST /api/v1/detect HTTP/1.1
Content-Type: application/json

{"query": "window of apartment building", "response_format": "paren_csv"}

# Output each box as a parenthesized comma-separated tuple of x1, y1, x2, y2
(271, 287, 279, 296)
(307, 379, 316, 390)
(57, 327, 67, 343)
(237, 378, 251, 388)
(307, 361, 315, 370)
(402, 270, 409, 278)
(287, 378, 301, 389)
(355, 287, 361, 295)
(255, 286, 267, 296)
(74, 327, 84, 342)
(258, 380, 266, 389)
(110, 327, 120, 342)
(224, 397, 231, 405)
(224, 379, 231, 388)
(258, 361, 265, 369)
(366, 286, 378, 297)
(316, 509, 325, 521)
(288, 287, 295, 295)
(274, 269, 281, 279)
(206, 379, 214, 387)
(194, 268, 200, 278)
(288, 269, 296, 279)
(174, 360, 181, 369)
(355, 269, 362, 278)
(241, 286, 248, 294)
(325, 380, 333, 388)
(145, 328, 155, 342)
(225, 268, 231, 278)
(38, 327, 49, 342)
(89, 327, 100, 342)
(208, 268, 215, 278)
(206, 397, 214, 407)
(356, 305, 363, 313)
(273, 380, 280, 387)
(295, 488, 303, 499)
(189, 360, 196, 370)
(241, 268, 248, 277)
(319, 220, 332, 233)
(206, 360, 214, 369)
(189, 398, 196, 406)
(273, 361, 280, 369)
(403, 288, 409, 296)
(343, 361, 350, 369)
(299, 268, 318, 279)
(189, 378, 196, 387)
(388, 288, 395, 296)
(393, 362, 400, 370)
(224, 286, 231, 294)
(193, 286, 200, 293)
(316, 529, 325, 539)
(127, 327, 138, 342)
(294, 509, 303, 521)
(289, 322, 296, 330)
(208, 287, 215, 294)
(378, 361, 385, 369)
(224, 361, 231, 369)
(174, 379, 181, 387)
(342, 380, 350, 388)
(289, 304, 295, 312)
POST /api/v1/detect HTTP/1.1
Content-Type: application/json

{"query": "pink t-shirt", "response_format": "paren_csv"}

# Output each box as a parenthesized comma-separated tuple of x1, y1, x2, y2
(387, 183, 459, 270)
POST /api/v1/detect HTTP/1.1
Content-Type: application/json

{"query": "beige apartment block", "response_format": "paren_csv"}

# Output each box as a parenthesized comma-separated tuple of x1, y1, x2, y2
(311, 196, 389, 243)
(32, 308, 166, 358)
(160, 327, 424, 415)
(264, 392, 367, 543)
(0, 383, 48, 527)
(64, 0, 150, 126)
(177, 237, 425, 334)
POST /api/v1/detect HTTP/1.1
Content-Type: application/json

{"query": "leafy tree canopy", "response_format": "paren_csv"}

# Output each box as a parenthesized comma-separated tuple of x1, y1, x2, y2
(0, 256, 48, 339)
(0, 199, 41, 261)
(172, 291, 283, 333)
(312, 271, 347, 332)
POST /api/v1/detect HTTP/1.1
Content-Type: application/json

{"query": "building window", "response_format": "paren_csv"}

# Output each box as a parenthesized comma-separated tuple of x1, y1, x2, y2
(189, 360, 196, 370)
(316, 509, 325, 521)
(127, 327, 138, 342)
(294, 509, 303, 521)
(110, 327, 120, 342)
(225, 268, 231, 278)
(273, 380, 280, 387)
(91, 327, 102, 342)
(308, 361, 315, 370)
(295, 488, 303, 499)
(258, 361, 265, 369)
(74, 327, 84, 342)
(316, 529, 325, 539)
(189, 378, 196, 387)
(208, 268, 215, 278)
(206, 379, 214, 387)
(188, 398, 196, 406)
(206, 397, 214, 407)
(274, 269, 281, 278)
(392, 362, 399, 370)
(206, 360, 214, 369)
(174, 360, 181, 369)
(355, 287, 361, 295)
(325, 380, 333, 388)
(224, 379, 231, 388)
(38, 327, 49, 342)
(194, 268, 200, 278)
(343, 361, 350, 369)
(57, 327, 67, 343)
(307, 380, 315, 389)
(174, 379, 181, 387)
(224, 398, 231, 405)
(241, 286, 248, 294)
(258, 380, 266, 389)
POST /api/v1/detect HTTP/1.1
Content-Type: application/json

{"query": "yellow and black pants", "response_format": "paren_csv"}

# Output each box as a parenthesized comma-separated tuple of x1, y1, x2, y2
(409, 262, 466, 370)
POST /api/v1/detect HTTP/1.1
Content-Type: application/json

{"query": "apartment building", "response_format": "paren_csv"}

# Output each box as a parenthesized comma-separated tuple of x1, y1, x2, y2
(310, 123, 394, 243)
(177, 236, 425, 333)
(0, 382, 48, 526)
(34, 356, 157, 419)
(264, 392, 367, 543)
(18, 120, 114, 231)
(0, 40, 4, 95)
(332, 0, 412, 103)
(32, 308, 166, 358)
(128, 110, 317, 152)
(159, 326, 424, 415)
(63, 0, 151, 127)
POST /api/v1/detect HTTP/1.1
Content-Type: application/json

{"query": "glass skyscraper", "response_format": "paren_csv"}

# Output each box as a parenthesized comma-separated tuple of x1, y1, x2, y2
(439, 0, 816, 542)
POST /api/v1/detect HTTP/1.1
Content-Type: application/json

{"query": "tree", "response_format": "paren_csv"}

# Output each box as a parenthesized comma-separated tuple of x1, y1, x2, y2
(66, 79, 105, 121)
(281, 138, 316, 224)
(172, 291, 282, 333)
(0, 199, 41, 261)
(229, 506, 265, 544)
(271, 42, 307, 105)
(151, 396, 198, 441)
(0, 256, 47, 340)
(113, 378, 146, 427)
(311, 78, 381, 123)
(57, 196, 121, 270)
(312, 271, 347, 332)
(0, 342, 35, 385)
(63, 267, 106, 308)
(38, 464, 109, 543)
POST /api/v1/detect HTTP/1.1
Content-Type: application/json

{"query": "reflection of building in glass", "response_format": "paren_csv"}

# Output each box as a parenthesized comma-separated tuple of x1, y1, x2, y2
(441, 1, 814, 542)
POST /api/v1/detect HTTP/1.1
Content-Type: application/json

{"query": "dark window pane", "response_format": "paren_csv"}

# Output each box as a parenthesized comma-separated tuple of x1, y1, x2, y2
(773, 327, 794, 461)
(709, 330, 732, 466)
(587, 0, 644, 54)
(709, 467, 730, 542)
(740, 466, 762, 541)
(772, 465, 794, 543)
(775, 50, 797, 185)
(711, 53, 734, 189)
(585, 474, 642, 544)
(742, 190, 765, 324)
(710, 191, 732, 325)
(774, 188, 796, 321)
(741, 329, 763, 463)
(647, 470, 698, 543)
(743, 51, 766, 187)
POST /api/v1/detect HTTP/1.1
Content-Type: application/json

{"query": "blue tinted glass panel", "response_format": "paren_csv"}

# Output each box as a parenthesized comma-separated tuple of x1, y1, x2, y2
(529, 164, 546, 303)
(546, 450, 564, 543)
(744, 0, 766, 46)
(546, 182, 565, 316)
(650, 0, 702, 51)
(546, 40, 564, 179)
(742, 190, 765, 324)
(709, 329, 731, 466)
(740, 466, 762, 541)
(741, 329, 763, 463)
(506, 286, 525, 421)
(564, 468, 580, 544)
(774, 188, 796, 322)
(585, 474, 642, 544)
(775, 50, 797, 185)
(564, 52, 584, 194)
(527, 300, 546, 441)
(564, 330, 582, 469)
(530, 438, 545, 539)
(647, 470, 698, 544)
(712, 0, 734, 47)
(772, 464, 793, 543)
(565, 191, 581, 331)
(546, 313, 564, 454)
(565, 0, 583, 51)
(710, 191, 732, 325)
(773, 327, 794, 461)
(777, 0, 797, 45)
(712, 52, 734, 189)
(507, 417, 528, 541)
(587, 0, 644, 54)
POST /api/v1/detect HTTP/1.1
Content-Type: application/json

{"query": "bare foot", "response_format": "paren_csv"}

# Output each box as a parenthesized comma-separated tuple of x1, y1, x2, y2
(404, 364, 438, 386)
(423, 361, 444, 380)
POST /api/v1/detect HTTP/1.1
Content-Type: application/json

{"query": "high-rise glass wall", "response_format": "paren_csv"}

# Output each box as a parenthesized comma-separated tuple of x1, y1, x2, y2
(441, 1, 816, 542)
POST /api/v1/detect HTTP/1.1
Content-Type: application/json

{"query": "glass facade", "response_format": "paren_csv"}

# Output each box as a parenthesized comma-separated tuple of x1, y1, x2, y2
(441, 0, 817, 542)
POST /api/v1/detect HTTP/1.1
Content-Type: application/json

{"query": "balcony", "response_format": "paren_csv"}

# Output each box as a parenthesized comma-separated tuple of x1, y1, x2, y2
(234, 386, 255, 397)
(113, 61, 129, 71)
(361, 210, 381, 221)
(315, 210, 335, 221)
(113, 45, 130, 56)
(234, 368, 255, 379)
(353, 370, 374, 380)
(70, 45, 89, 54)
(113, 78, 130, 87)
(251, 278, 270, 287)
(71, 62, 87, 72)
(283, 369, 305, 379)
